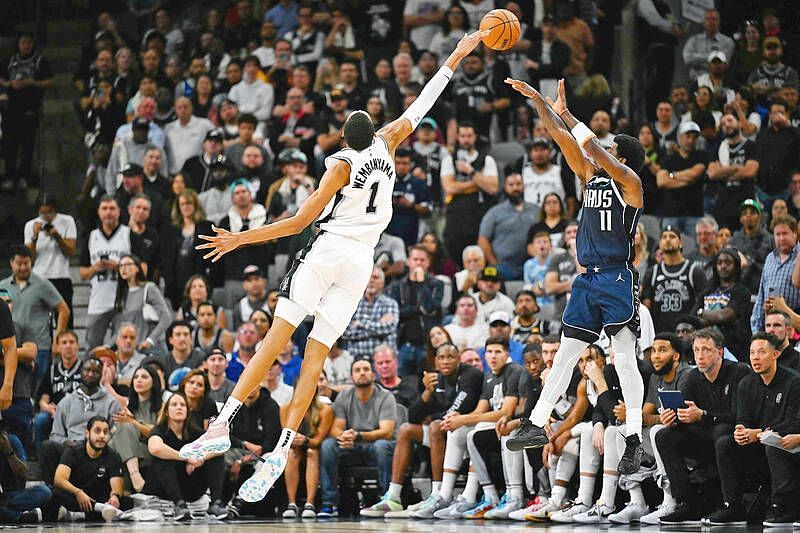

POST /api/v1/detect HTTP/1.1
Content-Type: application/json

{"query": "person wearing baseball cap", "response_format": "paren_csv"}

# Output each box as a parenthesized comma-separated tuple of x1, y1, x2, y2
(474, 266, 515, 326)
(318, 88, 350, 158)
(409, 115, 450, 209)
(233, 265, 270, 330)
(265, 148, 315, 222)
(656, 118, 707, 237)
(107, 114, 168, 188)
(180, 130, 226, 192)
(205, 347, 236, 404)
(728, 199, 772, 268)
(214, 172, 270, 307)
(475, 310, 525, 368)
(642, 224, 708, 333)
(520, 137, 563, 206)
(114, 164, 148, 223)
(703, 50, 733, 104)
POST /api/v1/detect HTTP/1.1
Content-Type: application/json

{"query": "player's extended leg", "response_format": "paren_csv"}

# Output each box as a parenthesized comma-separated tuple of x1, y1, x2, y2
(178, 316, 298, 459)
(238, 336, 331, 502)
(611, 327, 645, 474)
(506, 334, 590, 451)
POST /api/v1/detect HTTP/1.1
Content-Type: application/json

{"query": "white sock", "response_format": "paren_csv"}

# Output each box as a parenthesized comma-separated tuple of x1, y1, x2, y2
(625, 408, 643, 438)
(600, 474, 619, 508)
(387, 482, 402, 501)
(215, 397, 243, 425)
(530, 399, 555, 427)
(432, 481, 442, 495)
(482, 484, 499, 503)
(461, 472, 479, 502)
(440, 472, 457, 500)
(612, 329, 644, 438)
(551, 484, 567, 505)
(629, 485, 646, 507)
(509, 485, 524, 500)
(578, 475, 595, 507)
(277, 428, 297, 451)
(93, 503, 105, 513)
(547, 455, 558, 491)
(662, 487, 676, 507)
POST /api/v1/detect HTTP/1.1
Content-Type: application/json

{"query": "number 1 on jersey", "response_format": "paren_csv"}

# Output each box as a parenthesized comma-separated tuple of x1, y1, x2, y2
(599, 209, 612, 231)
(366, 182, 379, 213)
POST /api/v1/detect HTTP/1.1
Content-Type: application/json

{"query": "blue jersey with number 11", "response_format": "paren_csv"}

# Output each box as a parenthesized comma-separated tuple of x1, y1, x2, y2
(577, 174, 640, 267)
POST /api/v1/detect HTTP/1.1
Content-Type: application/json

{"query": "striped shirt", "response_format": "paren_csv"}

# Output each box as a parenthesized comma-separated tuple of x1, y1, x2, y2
(341, 293, 399, 359)
(752, 243, 800, 332)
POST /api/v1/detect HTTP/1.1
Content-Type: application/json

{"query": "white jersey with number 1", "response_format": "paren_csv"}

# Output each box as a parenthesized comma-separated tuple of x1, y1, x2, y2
(319, 135, 396, 247)
(276, 134, 396, 343)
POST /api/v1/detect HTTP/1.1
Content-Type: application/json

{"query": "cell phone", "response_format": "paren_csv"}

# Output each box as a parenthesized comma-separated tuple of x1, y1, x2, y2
(100, 254, 109, 261)
(43, 223, 53, 231)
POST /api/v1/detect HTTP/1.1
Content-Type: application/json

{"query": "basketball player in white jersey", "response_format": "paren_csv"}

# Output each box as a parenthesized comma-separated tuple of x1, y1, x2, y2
(178, 29, 489, 503)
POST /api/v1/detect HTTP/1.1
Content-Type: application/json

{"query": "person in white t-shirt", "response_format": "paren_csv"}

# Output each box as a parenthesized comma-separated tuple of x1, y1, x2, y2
(228, 56, 274, 137)
(262, 359, 294, 406)
(445, 295, 488, 350)
(404, 0, 450, 51)
(164, 97, 214, 175)
(472, 266, 515, 325)
(24, 194, 77, 325)
(521, 137, 565, 205)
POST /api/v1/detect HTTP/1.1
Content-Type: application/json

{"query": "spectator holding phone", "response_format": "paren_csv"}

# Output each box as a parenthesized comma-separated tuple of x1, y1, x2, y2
(752, 215, 800, 333)
(24, 194, 77, 326)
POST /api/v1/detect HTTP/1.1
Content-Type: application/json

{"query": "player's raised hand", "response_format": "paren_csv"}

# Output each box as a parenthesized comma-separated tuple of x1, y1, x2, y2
(196, 225, 242, 262)
(453, 29, 491, 58)
(546, 79, 568, 115)
(504, 78, 540, 99)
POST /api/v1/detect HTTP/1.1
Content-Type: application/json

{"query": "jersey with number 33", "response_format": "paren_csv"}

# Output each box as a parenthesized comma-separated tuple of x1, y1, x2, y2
(577, 173, 640, 267)
(319, 135, 396, 247)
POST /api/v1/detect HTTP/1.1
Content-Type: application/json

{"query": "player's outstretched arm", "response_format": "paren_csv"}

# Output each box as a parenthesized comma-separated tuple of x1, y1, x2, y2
(546, 79, 643, 208)
(196, 161, 351, 262)
(379, 29, 489, 153)
(504, 78, 593, 185)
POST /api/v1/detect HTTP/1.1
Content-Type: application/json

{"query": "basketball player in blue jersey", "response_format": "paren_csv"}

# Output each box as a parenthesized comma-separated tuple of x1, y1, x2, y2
(174, 29, 489, 505)
(503, 78, 647, 476)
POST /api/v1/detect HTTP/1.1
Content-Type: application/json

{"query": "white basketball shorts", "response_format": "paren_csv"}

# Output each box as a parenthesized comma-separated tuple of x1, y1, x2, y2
(275, 231, 374, 347)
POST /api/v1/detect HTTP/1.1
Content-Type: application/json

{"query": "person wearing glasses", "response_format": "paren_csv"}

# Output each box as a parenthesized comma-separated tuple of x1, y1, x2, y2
(111, 254, 171, 356)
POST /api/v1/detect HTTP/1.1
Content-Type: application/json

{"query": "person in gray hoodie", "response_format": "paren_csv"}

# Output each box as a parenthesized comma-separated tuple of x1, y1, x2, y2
(39, 357, 121, 484)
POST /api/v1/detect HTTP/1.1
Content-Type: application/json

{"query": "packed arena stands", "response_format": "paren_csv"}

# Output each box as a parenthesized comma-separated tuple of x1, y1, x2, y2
(2, 0, 800, 527)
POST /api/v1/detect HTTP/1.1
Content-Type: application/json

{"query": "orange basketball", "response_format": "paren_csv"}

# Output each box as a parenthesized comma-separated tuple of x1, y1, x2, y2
(479, 9, 521, 51)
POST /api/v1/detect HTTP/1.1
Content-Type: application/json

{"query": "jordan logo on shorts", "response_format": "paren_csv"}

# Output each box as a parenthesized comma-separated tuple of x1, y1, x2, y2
(616, 273, 624, 282)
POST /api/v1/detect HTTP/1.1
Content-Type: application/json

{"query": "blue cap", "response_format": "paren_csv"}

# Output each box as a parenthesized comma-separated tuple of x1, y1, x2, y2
(418, 117, 439, 130)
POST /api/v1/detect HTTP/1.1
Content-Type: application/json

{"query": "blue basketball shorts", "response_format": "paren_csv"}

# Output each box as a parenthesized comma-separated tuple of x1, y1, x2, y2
(561, 264, 640, 343)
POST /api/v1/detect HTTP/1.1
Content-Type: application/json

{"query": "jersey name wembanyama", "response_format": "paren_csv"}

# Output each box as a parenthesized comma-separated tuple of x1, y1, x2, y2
(320, 135, 396, 247)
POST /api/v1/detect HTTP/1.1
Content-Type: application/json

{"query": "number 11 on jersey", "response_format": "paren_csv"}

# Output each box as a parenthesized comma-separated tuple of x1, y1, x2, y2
(599, 209, 612, 231)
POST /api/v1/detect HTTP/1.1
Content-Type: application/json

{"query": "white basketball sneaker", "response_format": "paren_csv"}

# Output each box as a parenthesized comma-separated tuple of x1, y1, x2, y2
(238, 448, 289, 503)
(178, 422, 231, 460)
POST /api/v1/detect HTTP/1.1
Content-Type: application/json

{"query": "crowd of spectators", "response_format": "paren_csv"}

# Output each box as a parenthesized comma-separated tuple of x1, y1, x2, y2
(2, 0, 800, 526)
